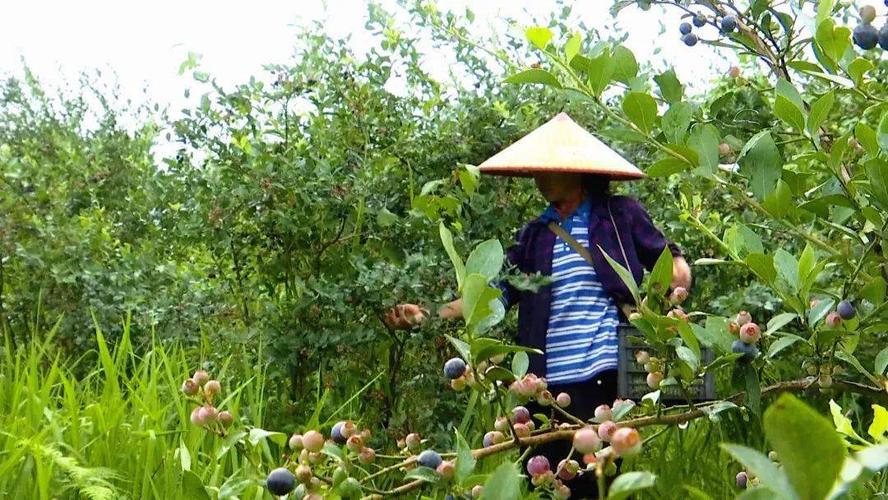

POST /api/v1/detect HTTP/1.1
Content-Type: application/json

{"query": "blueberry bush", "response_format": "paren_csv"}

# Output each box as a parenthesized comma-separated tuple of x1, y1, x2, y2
(2, 0, 888, 499)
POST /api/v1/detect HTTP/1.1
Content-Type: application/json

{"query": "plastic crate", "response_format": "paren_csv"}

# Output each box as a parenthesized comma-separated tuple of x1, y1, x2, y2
(617, 323, 715, 402)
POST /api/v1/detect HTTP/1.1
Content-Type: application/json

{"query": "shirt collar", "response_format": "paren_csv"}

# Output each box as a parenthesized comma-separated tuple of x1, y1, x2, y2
(540, 196, 593, 224)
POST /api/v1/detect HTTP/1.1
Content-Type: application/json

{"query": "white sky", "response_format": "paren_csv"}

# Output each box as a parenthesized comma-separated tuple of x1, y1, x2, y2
(1, 1, 734, 126)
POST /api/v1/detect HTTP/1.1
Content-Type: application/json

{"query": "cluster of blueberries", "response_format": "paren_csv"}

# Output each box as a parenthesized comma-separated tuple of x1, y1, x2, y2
(853, 5, 888, 50)
(679, 12, 737, 46)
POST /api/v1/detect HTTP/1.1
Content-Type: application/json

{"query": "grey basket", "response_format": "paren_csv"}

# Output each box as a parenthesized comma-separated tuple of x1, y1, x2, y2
(617, 323, 715, 402)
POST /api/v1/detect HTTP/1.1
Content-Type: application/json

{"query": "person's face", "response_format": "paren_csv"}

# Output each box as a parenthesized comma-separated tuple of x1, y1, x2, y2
(533, 172, 584, 202)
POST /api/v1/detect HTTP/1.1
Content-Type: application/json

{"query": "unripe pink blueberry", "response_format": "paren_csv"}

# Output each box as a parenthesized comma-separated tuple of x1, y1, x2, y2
(527, 455, 551, 476)
(346, 435, 364, 453)
(556, 392, 571, 408)
(308, 451, 323, 464)
(555, 483, 571, 499)
(405, 433, 421, 452)
(192, 370, 210, 386)
(537, 389, 554, 406)
(437, 460, 455, 479)
(512, 422, 531, 438)
(593, 404, 613, 423)
(341, 421, 356, 439)
(635, 351, 650, 365)
(573, 426, 601, 454)
(295, 464, 312, 484)
(825, 312, 842, 328)
(199, 405, 218, 423)
(727, 66, 741, 79)
(611, 427, 642, 456)
(670, 287, 689, 305)
(530, 470, 555, 487)
(557, 459, 579, 480)
(190, 406, 205, 426)
(735, 311, 752, 326)
(628, 311, 643, 322)
(582, 453, 597, 466)
(483, 431, 504, 447)
(535, 377, 548, 393)
(450, 377, 467, 391)
(204, 380, 221, 398)
(181, 379, 199, 396)
(511, 406, 531, 424)
(739, 322, 761, 344)
(494, 416, 510, 433)
(598, 421, 618, 442)
(646, 371, 664, 389)
(728, 322, 740, 335)
(735, 471, 748, 488)
(302, 430, 325, 453)
(358, 447, 376, 464)
(472, 485, 483, 498)
(526, 420, 536, 432)
(667, 308, 688, 321)
(218, 410, 233, 427)
(289, 434, 304, 450)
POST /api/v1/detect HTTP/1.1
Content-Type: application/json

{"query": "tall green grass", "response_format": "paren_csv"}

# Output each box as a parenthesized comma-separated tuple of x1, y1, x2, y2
(0, 315, 277, 499)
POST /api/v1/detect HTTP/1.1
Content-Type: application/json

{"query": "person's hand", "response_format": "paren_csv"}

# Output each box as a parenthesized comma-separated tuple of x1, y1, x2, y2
(383, 304, 428, 330)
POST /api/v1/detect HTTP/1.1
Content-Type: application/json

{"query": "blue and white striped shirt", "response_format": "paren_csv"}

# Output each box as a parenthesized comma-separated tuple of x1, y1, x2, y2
(541, 199, 620, 384)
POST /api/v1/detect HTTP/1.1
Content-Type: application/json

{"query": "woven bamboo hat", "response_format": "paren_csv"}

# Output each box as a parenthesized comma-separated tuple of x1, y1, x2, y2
(478, 112, 645, 180)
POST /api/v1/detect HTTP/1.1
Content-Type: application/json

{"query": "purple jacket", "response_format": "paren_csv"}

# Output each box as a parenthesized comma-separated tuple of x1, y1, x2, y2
(500, 194, 683, 378)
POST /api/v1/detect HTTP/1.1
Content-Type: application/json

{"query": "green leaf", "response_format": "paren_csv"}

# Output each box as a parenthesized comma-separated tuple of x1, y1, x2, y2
(767, 313, 798, 334)
(504, 69, 562, 88)
(564, 32, 582, 63)
(465, 240, 504, 282)
(691, 317, 733, 354)
(248, 428, 287, 447)
(739, 131, 783, 201)
(455, 430, 476, 484)
(864, 159, 888, 211)
(405, 466, 441, 483)
(179, 439, 191, 471)
(612, 46, 638, 84)
(808, 298, 835, 327)
(662, 102, 694, 144)
(829, 400, 864, 442)
(675, 345, 699, 373)
(322, 443, 345, 462)
(848, 58, 874, 86)
(526, 26, 553, 50)
(654, 69, 683, 104)
(622, 92, 658, 135)
(648, 247, 674, 294)
(458, 164, 480, 196)
(815, 20, 851, 71)
(721, 444, 796, 500)
(598, 244, 640, 304)
(868, 405, 888, 441)
(835, 351, 879, 385)
(182, 470, 211, 500)
(481, 462, 521, 500)
(773, 249, 800, 295)
(807, 91, 835, 135)
(440, 223, 465, 291)
(774, 96, 806, 132)
(762, 179, 793, 219)
(764, 394, 846, 500)
(878, 112, 888, 153)
(647, 157, 691, 177)
(512, 351, 529, 378)
(585, 52, 615, 97)
(766, 334, 804, 358)
(461, 275, 501, 330)
(856, 122, 879, 156)
(607, 471, 657, 500)
(775, 79, 805, 110)
(745, 366, 761, 416)
(446, 335, 472, 364)
(875, 347, 888, 376)
(725, 223, 764, 257)
(745, 253, 776, 285)
(688, 124, 720, 174)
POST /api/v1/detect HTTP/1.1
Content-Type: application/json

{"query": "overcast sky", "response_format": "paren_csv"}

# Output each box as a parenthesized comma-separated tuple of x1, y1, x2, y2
(1, 1, 743, 111)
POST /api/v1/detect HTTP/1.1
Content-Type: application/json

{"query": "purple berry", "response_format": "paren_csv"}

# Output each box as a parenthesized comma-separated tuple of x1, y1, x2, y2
(266, 467, 296, 496)
(682, 33, 699, 47)
(732, 340, 759, 363)
(735, 471, 748, 489)
(512, 406, 531, 424)
(693, 14, 706, 27)
(526, 455, 551, 476)
(417, 449, 443, 469)
(443, 358, 467, 379)
(721, 15, 737, 33)
(679, 22, 692, 35)
(837, 300, 856, 320)
(331, 422, 347, 445)
(855, 23, 879, 50)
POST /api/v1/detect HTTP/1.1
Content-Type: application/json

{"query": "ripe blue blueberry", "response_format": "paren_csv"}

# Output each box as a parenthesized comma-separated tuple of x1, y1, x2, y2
(682, 33, 699, 47)
(732, 339, 759, 362)
(679, 22, 692, 35)
(331, 421, 347, 445)
(443, 358, 467, 379)
(879, 24, 888, 50)
(854, 23, 879, 50)
(837, 300, 856, 320)
(693, 14, 706, 27)
(266, 467, 296, 496)
(417, 449, 443, 469)
(721, 15, 737, 33)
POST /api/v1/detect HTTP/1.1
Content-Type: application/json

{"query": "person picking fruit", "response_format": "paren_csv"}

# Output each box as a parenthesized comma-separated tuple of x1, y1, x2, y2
(384, 113, 691, 497)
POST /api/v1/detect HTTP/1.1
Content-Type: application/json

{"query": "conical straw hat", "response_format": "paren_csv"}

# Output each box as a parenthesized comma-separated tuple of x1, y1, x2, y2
(478, 112, 645, 180)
